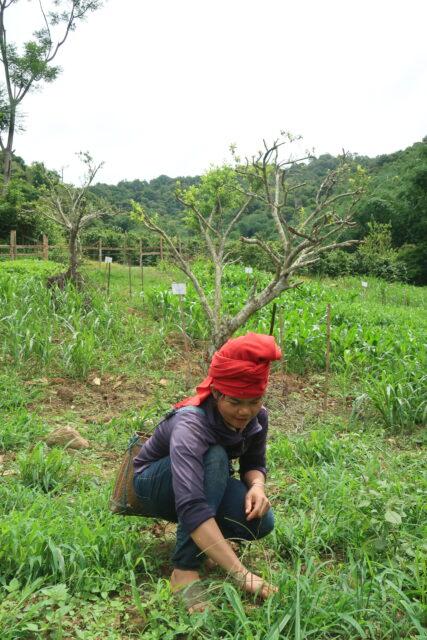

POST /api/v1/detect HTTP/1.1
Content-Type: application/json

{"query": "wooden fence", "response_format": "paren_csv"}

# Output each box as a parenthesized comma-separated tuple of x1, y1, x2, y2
(0, 231, 170, 265)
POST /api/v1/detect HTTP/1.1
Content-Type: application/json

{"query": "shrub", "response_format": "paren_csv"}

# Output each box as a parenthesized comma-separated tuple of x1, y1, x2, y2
(397, 243, 427, 286)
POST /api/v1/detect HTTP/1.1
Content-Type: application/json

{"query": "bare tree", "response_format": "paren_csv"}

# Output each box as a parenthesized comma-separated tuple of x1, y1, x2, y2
(0, 0, 103, 186)
(132, 135, 366, 350)
(34, 152, 111, 278)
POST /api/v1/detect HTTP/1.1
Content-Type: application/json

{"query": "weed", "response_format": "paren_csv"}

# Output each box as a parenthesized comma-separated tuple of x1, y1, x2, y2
(17, 442, 79, 492)
(0, 408, 47, 451)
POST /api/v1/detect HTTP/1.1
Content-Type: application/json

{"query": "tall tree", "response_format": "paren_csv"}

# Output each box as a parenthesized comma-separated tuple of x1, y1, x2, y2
(0, 0, 102, 186)
(133, 135, 367, 351)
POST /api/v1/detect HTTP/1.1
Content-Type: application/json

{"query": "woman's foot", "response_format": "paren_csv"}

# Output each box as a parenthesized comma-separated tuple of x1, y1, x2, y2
(171, 568, 201, 590)
(170, 569, 210, 613)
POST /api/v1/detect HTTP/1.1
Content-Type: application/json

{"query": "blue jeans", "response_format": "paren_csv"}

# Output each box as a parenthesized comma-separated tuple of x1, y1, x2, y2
(134, 445, 274, 570)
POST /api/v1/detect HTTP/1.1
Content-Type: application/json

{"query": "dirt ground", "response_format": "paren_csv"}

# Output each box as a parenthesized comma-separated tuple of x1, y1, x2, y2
(24, 353, 341, 446)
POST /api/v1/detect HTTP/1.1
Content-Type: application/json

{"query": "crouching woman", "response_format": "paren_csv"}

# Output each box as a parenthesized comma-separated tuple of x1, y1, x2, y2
(133, 332, 281, 612)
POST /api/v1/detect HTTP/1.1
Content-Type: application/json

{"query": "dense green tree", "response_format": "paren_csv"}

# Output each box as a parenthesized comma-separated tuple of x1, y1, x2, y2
(0, 0, 102, 185)
(0, 159, 60, 240)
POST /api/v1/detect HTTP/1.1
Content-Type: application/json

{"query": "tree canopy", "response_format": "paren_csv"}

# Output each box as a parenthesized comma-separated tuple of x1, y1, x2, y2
(0, 0, 103, 185)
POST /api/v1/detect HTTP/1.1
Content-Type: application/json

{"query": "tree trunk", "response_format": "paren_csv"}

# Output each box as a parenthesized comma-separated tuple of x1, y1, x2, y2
(2, 148, 12, 186)
(2, 107, 16, 187)
(210, 318, 236, 353)
(69, 231, 79, 278)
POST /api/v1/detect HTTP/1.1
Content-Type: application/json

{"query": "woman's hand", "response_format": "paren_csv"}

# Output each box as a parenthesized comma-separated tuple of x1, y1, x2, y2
(245, 485, 271, 521)
(233, 569, 277, 598)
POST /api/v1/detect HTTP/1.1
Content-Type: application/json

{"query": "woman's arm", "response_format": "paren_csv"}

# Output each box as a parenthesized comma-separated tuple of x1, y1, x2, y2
(190, 517, 276, 598)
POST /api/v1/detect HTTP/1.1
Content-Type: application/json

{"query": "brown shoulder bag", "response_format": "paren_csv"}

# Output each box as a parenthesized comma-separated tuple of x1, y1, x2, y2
(110, 407, 205, 517)
(109, 431, 151, 516)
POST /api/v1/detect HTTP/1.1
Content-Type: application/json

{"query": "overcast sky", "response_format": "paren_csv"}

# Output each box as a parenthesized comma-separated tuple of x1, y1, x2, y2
(6, 0, 427, 185)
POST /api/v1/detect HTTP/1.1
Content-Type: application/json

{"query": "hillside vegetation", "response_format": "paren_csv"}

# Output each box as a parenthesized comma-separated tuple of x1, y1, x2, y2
(1, 138, 427, 284)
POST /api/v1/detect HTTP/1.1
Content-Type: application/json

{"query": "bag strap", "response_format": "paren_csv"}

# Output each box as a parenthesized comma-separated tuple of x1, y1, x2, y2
(163, 405, 206, 420)
(175, 406, 206, 416)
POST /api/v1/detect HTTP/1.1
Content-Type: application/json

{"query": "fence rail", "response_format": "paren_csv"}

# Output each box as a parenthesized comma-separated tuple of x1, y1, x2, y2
(1, 231, 170, 265)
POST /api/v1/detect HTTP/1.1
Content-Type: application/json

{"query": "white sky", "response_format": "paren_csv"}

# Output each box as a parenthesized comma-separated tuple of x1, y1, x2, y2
(5, 0, 427, 185)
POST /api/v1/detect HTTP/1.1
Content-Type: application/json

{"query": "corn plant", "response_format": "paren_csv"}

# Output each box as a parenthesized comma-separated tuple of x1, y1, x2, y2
(355, 366, 427, 431)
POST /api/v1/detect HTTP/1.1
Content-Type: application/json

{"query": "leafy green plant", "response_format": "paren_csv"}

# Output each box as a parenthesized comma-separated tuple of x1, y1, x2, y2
(355, 368, 427, 431)
(0, 409, 47, 451)
(17, 442, 78, 493)
(0, 577, 48, 640)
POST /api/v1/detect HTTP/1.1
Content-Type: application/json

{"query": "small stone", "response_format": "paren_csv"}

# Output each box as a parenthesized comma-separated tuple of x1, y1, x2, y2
(42, 426, 89, 450)
(57, 387, 74, 402)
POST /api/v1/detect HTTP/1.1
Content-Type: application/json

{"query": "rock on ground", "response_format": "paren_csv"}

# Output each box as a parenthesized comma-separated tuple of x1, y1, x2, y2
(42, 426, 90, 450)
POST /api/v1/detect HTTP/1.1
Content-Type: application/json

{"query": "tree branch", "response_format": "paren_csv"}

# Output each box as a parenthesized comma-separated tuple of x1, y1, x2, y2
(239, 236, 281, 266)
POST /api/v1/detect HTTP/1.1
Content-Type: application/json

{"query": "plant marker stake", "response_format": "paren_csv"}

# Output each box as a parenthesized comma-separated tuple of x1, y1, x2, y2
(172, 283, 190, 372)
(139, 240, 144, 292)
(279, 304, 287, 397)
(323, 304, 331, 410)
(279, 304, 284, 364)
(179, 295, 190, 365)
(105, 256, 113, 298)
(269, 303, 277, 336)
(128, 259, 132, 297)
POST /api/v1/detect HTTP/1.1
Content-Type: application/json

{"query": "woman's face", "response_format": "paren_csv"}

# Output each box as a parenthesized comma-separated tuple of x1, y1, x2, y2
(212, 388, 264, 431)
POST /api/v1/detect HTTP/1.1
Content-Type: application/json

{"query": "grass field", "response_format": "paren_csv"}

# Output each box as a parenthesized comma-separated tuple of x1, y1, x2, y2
(0, 259, 426, 639)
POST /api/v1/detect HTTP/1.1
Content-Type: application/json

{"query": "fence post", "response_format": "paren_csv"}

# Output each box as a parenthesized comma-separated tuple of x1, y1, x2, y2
(124, 232, 128, 266)
(42, 235, 49, 260)
(10, 230, 16, 260)
(160, 238, 163, 261)
(98, 238, 102, 268)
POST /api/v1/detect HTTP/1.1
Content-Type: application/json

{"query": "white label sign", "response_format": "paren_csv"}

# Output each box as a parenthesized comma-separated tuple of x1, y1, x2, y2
(361, 281, 368, 288)
(172, 283, 186, 295)
(104, 256, 113, 264)
(245, 267, 253, 274)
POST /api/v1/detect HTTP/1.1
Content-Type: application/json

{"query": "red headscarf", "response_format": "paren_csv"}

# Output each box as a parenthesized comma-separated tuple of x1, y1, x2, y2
(174, 332, 282, 408)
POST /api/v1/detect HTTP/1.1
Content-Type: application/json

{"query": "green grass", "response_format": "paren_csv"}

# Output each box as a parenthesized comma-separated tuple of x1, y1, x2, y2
(0, 259, 426, 638)
(0, 259, 181, 379)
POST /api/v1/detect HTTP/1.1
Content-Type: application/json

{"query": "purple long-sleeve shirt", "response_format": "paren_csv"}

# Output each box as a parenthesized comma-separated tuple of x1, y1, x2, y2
(134, 396, 268, 533)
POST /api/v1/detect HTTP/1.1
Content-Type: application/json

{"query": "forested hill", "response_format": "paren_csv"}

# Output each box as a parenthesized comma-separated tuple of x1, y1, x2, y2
(89, 174, 199, 236)
(89, 141, 427, 246)
(1, 138, 426, 283)
(88, 141, 427, 278)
